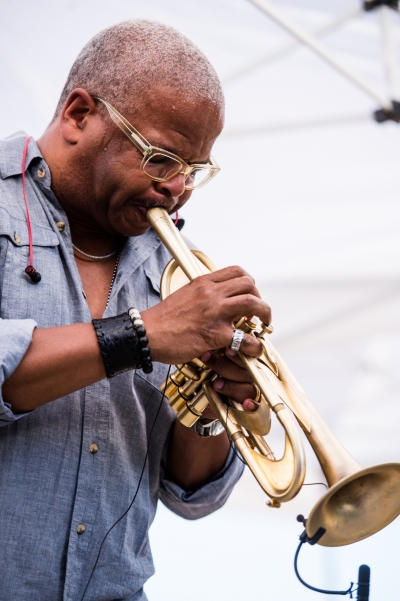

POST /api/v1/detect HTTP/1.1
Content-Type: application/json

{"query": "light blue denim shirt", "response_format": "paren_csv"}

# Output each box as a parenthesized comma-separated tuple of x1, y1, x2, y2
(0, 132, 243, 601)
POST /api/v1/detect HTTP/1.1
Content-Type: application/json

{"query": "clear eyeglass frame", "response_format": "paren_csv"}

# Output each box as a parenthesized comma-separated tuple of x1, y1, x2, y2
(93, 97, 220, 190)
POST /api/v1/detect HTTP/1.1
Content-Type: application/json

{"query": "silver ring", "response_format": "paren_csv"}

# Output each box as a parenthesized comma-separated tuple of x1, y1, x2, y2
(230, 329, 245, 352)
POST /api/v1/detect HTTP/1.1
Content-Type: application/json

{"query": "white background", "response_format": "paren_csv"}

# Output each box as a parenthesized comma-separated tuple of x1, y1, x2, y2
(1, 1, 400, 599)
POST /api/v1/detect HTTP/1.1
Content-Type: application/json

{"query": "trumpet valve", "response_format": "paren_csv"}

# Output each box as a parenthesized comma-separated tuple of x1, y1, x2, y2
(261, 323, 274, 336)
(177, 390, 210, 428)
(166, 366, 212, 416)
(168, 369, 187, 388)
(234, 316, 260, 334)
(176, 362, 202, 380)
(167, 388, 188, 413)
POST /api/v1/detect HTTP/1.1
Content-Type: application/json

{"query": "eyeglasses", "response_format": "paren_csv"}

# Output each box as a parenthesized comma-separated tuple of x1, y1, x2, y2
(93, 97, 220, 190)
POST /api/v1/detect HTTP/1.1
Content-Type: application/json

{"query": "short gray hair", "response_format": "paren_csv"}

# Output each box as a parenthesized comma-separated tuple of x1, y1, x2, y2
(54, 20, 224, 118)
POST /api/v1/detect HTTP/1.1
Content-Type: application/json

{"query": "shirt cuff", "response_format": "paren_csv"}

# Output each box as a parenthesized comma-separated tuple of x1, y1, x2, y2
(159, 446, 244, 520)
(0, 318, 37, 424)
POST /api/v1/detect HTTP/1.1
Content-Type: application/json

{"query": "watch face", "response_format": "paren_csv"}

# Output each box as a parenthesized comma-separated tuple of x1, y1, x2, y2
(193, 418, 224, 437)
(211, 421, 225, 436)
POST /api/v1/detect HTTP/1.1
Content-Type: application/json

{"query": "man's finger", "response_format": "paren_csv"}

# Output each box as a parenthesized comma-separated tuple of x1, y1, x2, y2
(213, 378, 257, 403)
(219, 295, 272, 328)
(224, 348, 247, 367)
(243, 399, 258, 412)
(238, 334, 263, 358)
(200, 351, 252, 383)
(214, 276, 261, 300)
(201, 265, 254, 284)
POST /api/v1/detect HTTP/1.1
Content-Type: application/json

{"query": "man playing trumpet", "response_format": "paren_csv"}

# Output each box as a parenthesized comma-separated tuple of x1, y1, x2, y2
(0, 20, 272, 600)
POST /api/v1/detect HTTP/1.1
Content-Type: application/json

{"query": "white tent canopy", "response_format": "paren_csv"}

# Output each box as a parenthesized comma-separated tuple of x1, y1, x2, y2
(1, 1, 400, 599)
(1, 0, 399, 279)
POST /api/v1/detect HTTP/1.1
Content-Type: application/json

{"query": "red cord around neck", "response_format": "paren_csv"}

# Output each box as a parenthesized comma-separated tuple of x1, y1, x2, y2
(21, 136, 41, 283)
(21, 136, 33, 266)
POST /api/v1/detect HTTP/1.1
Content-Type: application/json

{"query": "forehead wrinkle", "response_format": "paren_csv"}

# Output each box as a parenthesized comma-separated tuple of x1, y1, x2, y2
(144, 130, 212, 163)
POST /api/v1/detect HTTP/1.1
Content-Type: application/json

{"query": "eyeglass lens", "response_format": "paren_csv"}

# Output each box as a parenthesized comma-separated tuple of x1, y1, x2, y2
(143, 153, 182, 180)
(143, 154, 213, 189)
(184, 168, 212, 189)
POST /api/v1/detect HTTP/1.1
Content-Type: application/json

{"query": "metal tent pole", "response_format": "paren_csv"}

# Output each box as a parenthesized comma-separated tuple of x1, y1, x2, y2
(224, 6, 361, 85)
(223, 113, 370, 137)
(247, 0, 392, 110)
(380, 5, 400, 100)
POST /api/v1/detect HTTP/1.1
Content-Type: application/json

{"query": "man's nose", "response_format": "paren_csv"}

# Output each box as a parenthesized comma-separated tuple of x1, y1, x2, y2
(155, 173, 186, 198)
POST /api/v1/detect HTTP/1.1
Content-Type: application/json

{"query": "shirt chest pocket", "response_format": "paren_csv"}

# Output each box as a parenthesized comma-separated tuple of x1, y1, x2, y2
(0, 211, 64, 326)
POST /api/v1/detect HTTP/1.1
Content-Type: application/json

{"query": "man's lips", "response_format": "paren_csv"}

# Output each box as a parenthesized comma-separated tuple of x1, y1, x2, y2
(131, 201, 177, 217)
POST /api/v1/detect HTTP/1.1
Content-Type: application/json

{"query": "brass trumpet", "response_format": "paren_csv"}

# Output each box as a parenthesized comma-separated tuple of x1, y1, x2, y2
(147, 207, 400, 547)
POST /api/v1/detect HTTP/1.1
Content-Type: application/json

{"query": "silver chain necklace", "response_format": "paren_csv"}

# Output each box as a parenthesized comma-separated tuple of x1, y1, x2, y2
(79, 249, 122, 311)
(72, 243, 119, 260)
(105, 251, 122, 310)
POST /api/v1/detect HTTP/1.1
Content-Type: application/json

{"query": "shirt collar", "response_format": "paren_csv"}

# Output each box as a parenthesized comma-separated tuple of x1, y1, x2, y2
(0, 131, 43, 179)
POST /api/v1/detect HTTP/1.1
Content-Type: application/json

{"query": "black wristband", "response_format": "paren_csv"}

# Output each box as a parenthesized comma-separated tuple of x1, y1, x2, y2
(93, 312, 143, 378)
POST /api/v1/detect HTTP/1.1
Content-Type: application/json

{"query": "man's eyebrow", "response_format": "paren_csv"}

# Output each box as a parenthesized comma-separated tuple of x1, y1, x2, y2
(149, 140, 175, 153)
(148, 139, 210, 164)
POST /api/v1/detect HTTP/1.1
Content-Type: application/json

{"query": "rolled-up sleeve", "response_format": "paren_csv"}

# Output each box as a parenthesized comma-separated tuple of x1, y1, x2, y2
(0, 318, 37, 424)
(159, 445, 244, 520)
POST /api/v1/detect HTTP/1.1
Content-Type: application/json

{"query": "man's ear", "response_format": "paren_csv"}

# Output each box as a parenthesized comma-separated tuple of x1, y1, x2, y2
(59, 89, 97, 144)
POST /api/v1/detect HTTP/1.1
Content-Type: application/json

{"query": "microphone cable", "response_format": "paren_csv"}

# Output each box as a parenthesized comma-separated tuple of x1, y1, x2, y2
(293, 516, 370, 599)
(80, 365, 171, 601)
(294, 536, 356, 596)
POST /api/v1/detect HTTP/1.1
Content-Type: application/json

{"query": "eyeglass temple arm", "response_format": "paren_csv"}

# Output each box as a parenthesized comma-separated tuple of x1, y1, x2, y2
(93, 97, 151, 155)
(93, 97, 220, 173)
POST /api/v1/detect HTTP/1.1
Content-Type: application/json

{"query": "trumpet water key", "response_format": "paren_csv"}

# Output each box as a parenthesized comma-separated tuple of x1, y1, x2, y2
(147, 207, 400, 547)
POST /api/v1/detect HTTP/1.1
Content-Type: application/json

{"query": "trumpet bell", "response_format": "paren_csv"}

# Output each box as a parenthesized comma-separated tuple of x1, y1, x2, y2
(307, 463, 400, 547)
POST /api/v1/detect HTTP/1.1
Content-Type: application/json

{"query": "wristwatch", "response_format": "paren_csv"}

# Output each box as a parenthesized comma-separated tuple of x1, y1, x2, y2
(191, 417, 225, 438)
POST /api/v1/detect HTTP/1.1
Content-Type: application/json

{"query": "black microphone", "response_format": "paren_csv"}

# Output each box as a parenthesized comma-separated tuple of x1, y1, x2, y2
(357, 564, 370, 601)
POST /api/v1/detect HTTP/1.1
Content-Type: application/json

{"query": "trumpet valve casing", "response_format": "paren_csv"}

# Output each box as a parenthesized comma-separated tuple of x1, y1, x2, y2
(161, 361, 213, 423)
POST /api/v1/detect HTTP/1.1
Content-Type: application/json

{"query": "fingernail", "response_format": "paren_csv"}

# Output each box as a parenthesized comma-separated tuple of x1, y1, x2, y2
(244, 400, 258, 412)
(201, 352, 211, 362)
(214, 379, 224, 390)
(225, 348, 236, 358)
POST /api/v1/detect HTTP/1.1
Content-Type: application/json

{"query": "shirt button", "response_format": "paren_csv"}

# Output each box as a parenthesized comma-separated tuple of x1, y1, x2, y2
(56, 221, 65, 232)
(89, 443, 98, 454)
(76, 524, 86, 535)
(37, 168, 46, 178)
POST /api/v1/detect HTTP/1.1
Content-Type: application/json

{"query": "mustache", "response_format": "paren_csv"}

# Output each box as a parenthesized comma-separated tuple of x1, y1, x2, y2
(127, 197, 177, 213)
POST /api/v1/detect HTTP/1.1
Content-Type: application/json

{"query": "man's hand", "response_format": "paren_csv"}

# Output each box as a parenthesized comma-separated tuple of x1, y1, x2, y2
(166, 346, 262, 490)
(141, 265, 271, 365)
(200, 349, 260, 413)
